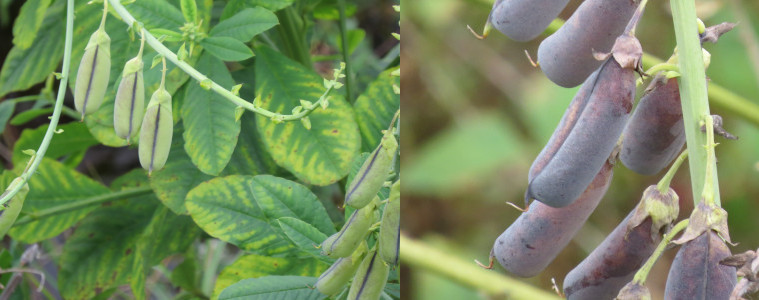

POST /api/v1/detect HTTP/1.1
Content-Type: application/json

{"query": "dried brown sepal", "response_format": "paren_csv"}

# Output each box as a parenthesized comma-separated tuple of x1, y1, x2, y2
(628, 186, 679, 241)
(701, 22, 737, 44)
(610, 35, 643, 70)
(700, 115, 738, 140)
(673, 201, 731, 245)
(616, 282, 651, 300)
(719, 250, 757, 268)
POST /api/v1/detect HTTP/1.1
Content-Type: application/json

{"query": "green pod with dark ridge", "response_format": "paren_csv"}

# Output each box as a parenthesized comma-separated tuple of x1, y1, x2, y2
(537, 0, 640, 87)
(113, 56, 145, 140)
(139, 87, 173, 175)
(0, 178, 29, 239)
(321, 200, 378, 258)
(75, 28, 111, 119)
(379, 180, 400, 266)
(664, 231, 736, 300)
(488, 0, 570, 41)
(315, 246, 367, 296)
(345, 131, 398, 209)
(347, 249, 389, 300)
(494, 161, 613, 277)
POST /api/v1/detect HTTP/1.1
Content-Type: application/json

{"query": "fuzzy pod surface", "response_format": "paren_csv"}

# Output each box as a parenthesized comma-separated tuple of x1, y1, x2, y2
(488, 0, 570, 41)
(345, 132, 398, 209)
(347, 249, 390, 300)
(493, 161, 613, 277)
(379, 180, 400, 266)
(527, 57, 635, 208)
(315, 253, 365, 296)
(0, 178, 29, 238)
(664, 231, 736, 300)
(74, 28, 111, 119)
(139, 88, 173, 175)
(621, 77, 684, 175)
(537, 0, 640, 87)
(113, 56, 145, 140)
(321, 201, 378, 258)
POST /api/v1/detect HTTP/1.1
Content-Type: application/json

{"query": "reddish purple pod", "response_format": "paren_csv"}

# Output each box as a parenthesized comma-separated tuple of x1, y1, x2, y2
(664, 231, 737, 300)
(492, 161, 613, 277)
(487, 0, 570, 42)
(621, 77, 685, 175)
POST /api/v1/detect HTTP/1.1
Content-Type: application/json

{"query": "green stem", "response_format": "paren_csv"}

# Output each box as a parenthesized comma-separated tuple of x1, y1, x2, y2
(107, 0, 339, 122)
(657, 150, 688, 193)
(0, 0, 74, 207)
(400, 234, 562, 300)
(12, 186, 152, 226)
(632, 219, 689, 284)
(276, 7, 311, 67)
(336, 0, 355, 103)
(670, 0, 721, 205)
(702, 115, 717, 205)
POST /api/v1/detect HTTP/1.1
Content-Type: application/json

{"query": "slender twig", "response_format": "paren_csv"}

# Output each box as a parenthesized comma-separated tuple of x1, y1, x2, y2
(657, 150, 688, 193)
(336, 0, 355, 103)
(632, 219, 690, 284)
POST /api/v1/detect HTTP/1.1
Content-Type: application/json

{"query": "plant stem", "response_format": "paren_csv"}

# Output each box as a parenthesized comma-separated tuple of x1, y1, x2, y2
(336, 0, 355, 103)
(12, 186, 153, 226)
(400, 234, 563, 300)
(632, 219, 689, 284)
(657, 150, 688, 193)
(276, 7, 311, 67)
(670, 0, 721, 205)
(0, 0, 74, 207)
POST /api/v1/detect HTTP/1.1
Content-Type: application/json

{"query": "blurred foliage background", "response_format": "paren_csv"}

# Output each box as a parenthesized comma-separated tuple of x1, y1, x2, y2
(400, 0, 759, 298)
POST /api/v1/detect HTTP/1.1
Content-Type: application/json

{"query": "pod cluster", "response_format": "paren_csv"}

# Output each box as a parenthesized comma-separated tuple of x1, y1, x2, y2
(315, 128, 399, 299)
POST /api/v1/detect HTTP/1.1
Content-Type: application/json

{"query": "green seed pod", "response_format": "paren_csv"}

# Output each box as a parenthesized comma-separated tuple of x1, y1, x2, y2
(139, 88, 173, 175)
(321, 200, 378, 258)
(379, 180, 400, 266)
(345, 131, 398, 209)
(74, 28, 111, 119)
(347, 249, 390, 300)
(315, 243, 368, 296)
(0, 178, 30, 239)
(113, 56, 145, 140)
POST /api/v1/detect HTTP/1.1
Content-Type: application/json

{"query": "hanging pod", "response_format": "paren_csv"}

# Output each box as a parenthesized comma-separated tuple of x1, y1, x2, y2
(487, 0, 570, 41)
(113, 56, 145, 140)
(74, 28, 111, 120)
(378, 180, 400, 266)
(347, 249, 390, 300)
(0, 177, 29, 239)
(315, 244, 367, 296)
(345, 130, 398, 209)
(321, 199, 378, 258)
(139, 87, 173, 175)
(664, 231, 736, 300)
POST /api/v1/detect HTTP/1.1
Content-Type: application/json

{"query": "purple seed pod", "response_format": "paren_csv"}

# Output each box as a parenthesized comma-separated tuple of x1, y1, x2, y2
(487, 0, 570, 42)
(537, 0, 641, 87)
(664, 231, 737, 300)
(493, 161, 613, 277)
(621, 77, 685, 175)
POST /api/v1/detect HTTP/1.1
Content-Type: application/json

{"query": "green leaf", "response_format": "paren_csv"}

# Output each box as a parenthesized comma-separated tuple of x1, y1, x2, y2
(336, 28, 365, 55)
(8, 158, 111, 243)
(354, 68, 400, 151)
(209, 7, 278, 42)
(248, 175, 335, 235)
(182, 53, 241, 175)
(12, 0, 52, 49)
(149, 28, 184, 42)
(221, 111, 280, 176)
(180, 0, 197, 23)
(276, 217, 328, 256)
(255, 47, 360, 186)
(9, 107, 53, 125)
(12, 122, 98, 164)
(0, 100, 16, 134)
(0, 1, 64, 97)
(126, 0, 185, 30)
(221, 0, 294, 20)
(213, 254, 328, 299)
(313, 1, 357, 20)
(170, 249, 201, 295)
(200, 36, 255, 61)
(218, 276, 325, 300)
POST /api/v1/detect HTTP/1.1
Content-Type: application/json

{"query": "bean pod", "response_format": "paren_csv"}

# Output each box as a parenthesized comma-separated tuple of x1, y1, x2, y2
(321, 200, 378, 258)
(347, 249, 390, 300)
(74, 28, 111, 119)
(487, 0, 570, 42)
(664, 231, 736, 300)
(345, 131, 398, 209)
(139, 87, 173, 175)
(537, 0, 640, 87)
(379, 180, 400, 266)
(315, 246, 366, 296)
(113, 56, 145, 140)
(621, 77, 685, 175)
(0, 178, 29, 239)
(493, 161, 613, 277)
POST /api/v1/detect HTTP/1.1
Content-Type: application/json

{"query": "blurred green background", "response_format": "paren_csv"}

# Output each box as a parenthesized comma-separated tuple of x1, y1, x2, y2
(400, 0, 759, 298)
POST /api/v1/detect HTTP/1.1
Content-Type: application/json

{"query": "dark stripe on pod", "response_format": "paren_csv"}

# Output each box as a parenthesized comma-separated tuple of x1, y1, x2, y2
(150, 105, 161, 173)
(346, 145, 382, 203)
(664, 231, 736, 300)
(83, 45, 100, 115)
(128, 72, 139, 138)
(355, 251, 379, 299)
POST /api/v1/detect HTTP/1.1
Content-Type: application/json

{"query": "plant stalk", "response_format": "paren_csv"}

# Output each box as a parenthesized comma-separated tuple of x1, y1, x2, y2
(337, 0, 355, 103)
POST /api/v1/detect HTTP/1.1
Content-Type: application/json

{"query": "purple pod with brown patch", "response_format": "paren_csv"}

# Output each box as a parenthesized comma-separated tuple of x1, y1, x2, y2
(527, 57, 634, 208)
(488, 0, 570, 42)
(664, 231, 737, 300)
(621, 77, 685, 175)
(537, 0, 640, 87)
(493, 161, 613, 277)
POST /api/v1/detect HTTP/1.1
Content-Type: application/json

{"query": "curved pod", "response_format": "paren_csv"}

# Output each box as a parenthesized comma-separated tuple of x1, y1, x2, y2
(493, 161, 613, 277)
(347, 249, 390, 300)
(322, 201, 377, 258)
(488, 0, 570, 41)
(74, 29, 111, 119)
(664, 231, 736, 300)
(114, 57, 145, 140)
(537, 0, 640, 87)
(345, 132, 398, 209)
(315, 254, 364, 296)
(139, 88, 173, 175)
(379, 180, 400, 266)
